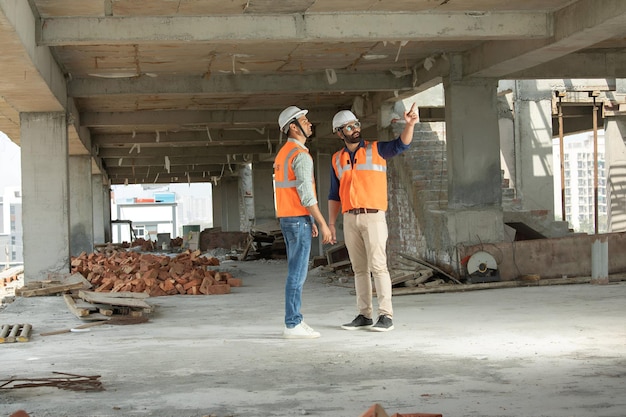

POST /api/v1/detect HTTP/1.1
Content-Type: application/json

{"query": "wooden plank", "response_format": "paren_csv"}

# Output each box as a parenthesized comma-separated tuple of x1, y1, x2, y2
(16, 281, 85, 297)
(399, 253, 463, 285)
(63, 294, 91, 318)
(239, 235, 254, 261)
(78, 290, 152, 310)
(389, 275, 626, 296)
(413, 269, 434, 285)
(73, 299, 99, 311)
(390, 271, 416, 285)
(395, 258, 424, 270)
(79, 312, 113, 321)
(15, 273, 91, 297)
(98, 291, 149, 299)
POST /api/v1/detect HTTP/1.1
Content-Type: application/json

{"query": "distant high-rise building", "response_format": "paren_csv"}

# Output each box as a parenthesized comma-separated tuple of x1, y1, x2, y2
(0, 187, 23, 263)
(553, 131, 607, 234)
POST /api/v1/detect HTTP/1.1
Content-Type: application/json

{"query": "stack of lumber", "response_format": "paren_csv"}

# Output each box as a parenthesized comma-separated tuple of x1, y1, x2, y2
(390, 253, 462, 290)
(63, 291, 152, 320)
(71, 249, 242, 296)
(15, 273, 91, 297)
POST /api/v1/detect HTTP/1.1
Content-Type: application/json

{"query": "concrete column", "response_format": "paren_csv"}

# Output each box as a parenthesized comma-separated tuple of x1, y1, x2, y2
(239, 164, 254, 230)
(313, 151, 332, 257)
(251, 161, 276, 225)
(20, 112, 70, 281)
(92, 174, 106, 244)
(103, 184, 112, 242)
(512, 80, 556, 214)
(212, 176, 241, 232)
(212, 180, 223, 230)
(604, 116, 626, 232)
(69, 155, 94, 256)
(443, 75, 503, 244)
(445, 77, 502, 208)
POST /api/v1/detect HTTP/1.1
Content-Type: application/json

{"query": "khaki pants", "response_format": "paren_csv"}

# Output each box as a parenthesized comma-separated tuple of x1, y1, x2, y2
(343, 210, 393, 318)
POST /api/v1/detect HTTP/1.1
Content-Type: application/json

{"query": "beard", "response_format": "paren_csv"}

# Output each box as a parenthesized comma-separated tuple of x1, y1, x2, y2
(344, 131, 361, 144)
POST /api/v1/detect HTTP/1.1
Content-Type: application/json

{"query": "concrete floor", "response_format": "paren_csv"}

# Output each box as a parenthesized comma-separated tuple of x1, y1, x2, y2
(1, 258, 625, 417)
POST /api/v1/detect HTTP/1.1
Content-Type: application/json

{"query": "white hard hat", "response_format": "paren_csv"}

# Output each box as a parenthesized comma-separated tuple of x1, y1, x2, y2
(278, 106, 308, 133)
(332, 110, 358, 132)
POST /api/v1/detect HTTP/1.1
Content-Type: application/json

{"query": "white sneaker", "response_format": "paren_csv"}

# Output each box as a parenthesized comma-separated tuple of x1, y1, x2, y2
(283, 321, 321, 339)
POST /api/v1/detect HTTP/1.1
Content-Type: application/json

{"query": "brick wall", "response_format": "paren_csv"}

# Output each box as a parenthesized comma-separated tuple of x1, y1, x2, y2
(386, 121, 448, 265)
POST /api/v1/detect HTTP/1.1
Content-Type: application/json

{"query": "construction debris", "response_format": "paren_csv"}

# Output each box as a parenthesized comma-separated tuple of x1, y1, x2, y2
(239, 222, 285, 260)
(62, 291, 153, 320)
(326, 243, 352, 272)
(324, 248, 463, 293)
(15, 273, 91, 297)
(0, 266, 24, 297)
(70, 249, 242, 296)
(0, 372, 104, 392)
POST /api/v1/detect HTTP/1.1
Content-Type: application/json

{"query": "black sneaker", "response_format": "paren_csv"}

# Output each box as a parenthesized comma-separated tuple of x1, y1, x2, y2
(341, 314, 373, 330)
(371, 315, 394, 332)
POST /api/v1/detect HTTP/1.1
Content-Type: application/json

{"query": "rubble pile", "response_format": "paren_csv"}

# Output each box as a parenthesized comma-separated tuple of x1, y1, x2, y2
(71, 249, 242, 296)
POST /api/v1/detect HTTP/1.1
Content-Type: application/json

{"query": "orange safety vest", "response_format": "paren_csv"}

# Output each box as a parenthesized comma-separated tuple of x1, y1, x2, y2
(274, 140, 315, 217)
(331, 141, 388, 213)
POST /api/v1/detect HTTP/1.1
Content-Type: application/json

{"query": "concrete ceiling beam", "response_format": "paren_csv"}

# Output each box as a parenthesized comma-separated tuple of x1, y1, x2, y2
(102, 155, 256, 167)
(463, 0, 626, 78)
(97, 144, 270, 158)
(68, 72, 416, 97)
(80, 109, 339, 127)
(39, 12, 551, 46)
(108, 165, 227, 175)
(92, 129, 283, 146)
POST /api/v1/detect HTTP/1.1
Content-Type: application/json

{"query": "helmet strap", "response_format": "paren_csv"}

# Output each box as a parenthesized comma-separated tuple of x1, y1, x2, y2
(293, 119, 310, 138)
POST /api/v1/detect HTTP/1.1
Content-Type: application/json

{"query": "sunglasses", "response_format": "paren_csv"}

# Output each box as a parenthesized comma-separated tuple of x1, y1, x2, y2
(342, 121, 361, 132)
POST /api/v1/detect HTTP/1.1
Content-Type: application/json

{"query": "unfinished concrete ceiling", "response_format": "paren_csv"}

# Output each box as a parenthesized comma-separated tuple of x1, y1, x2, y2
(1, 0, 626, 184)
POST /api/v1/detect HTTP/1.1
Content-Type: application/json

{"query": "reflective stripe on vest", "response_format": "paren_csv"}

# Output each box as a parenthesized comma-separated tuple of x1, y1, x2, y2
(275, 146, 301, 189)
(333, 142, 387, 181)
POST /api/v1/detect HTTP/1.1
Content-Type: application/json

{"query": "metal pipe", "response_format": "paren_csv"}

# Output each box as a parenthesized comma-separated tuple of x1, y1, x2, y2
(592, 95, 599, 234)
(558, 94, 566, 222)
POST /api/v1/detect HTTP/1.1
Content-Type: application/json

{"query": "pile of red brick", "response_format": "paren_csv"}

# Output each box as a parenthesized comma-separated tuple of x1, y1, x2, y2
(1, 273, 20, 289)
(71, 250, 242, 296)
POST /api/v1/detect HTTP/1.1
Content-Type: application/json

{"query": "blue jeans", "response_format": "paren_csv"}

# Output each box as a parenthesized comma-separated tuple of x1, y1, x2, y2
(280, 216, 312, 328)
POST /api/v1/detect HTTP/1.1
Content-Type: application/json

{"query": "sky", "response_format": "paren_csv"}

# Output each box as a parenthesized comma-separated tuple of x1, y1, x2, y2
(0, 131, 22, 190)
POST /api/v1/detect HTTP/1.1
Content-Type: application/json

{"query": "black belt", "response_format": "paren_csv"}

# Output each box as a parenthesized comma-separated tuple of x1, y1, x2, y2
(348, 208, 379, 214)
